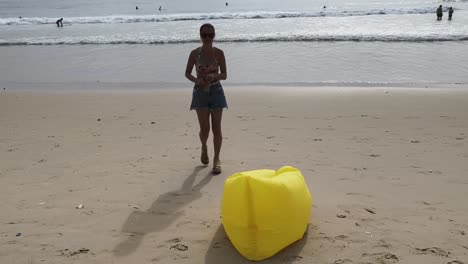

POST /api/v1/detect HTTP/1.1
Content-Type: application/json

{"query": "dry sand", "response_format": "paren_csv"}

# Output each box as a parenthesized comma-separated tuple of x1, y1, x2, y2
(1, 87, 467, 264)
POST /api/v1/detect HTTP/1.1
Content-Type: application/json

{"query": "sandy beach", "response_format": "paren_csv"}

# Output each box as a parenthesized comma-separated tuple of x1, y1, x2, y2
(1, 86, 467, 264)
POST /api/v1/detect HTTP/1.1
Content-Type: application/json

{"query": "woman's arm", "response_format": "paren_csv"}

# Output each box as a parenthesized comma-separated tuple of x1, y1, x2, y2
(214, 50, 227, 80)
(216, 49, 227, 81)
(206, 49, 227, 82)
(185, 50, 199, 84)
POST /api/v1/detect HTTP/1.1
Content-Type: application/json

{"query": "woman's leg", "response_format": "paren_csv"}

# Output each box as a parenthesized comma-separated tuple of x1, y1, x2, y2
(211, 109, 223, 163)
(196, 109, 210, 164)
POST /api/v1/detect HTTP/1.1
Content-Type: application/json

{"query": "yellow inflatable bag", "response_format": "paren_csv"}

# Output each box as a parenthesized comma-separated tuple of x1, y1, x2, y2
(221, 166, 312, 261)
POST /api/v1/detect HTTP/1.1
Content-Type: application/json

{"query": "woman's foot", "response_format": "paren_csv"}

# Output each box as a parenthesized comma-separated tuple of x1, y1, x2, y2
(212, 160, 221, 174)
(201, 145, 209, 165)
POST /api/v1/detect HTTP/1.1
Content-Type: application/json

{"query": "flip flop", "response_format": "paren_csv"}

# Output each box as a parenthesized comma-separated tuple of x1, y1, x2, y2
(212, 160, 221, 174)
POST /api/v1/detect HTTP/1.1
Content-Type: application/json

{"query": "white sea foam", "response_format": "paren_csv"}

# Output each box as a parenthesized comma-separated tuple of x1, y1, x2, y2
(1, 32, 467, 46)
(0, 7, 444, 26)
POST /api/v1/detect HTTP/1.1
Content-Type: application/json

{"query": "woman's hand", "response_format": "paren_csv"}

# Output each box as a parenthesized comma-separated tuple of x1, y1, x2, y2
(205, 73, 217, 83)
(196, 78, 209, 88)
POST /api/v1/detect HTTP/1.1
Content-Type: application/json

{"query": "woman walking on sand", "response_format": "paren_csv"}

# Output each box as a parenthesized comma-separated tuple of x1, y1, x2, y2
(185, 23, 227, 174)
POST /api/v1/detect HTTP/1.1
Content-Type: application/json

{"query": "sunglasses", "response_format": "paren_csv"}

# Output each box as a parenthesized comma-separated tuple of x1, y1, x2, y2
(201, 33, 215, 39)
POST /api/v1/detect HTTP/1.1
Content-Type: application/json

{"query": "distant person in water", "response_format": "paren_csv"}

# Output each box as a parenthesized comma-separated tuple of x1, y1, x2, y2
(323, 5, 327, 8)
(226, 2, 228, 6)
(436, 5, 443, 20)
(19, 16, 22, 19)
(448, 7, 454, 20)
(136, 6, 139, 10)
(159, 5, 162, 11)
(56, 18, 63, 27)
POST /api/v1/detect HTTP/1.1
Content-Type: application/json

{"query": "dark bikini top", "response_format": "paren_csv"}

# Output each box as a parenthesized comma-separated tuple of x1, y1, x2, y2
(196, 47, 219, 76)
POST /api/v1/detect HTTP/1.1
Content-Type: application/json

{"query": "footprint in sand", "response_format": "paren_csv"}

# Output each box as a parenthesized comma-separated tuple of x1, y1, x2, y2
(335, 235, 349, 240)
(346, 193, 373, 199)
(174, 220, 191, 228)
(377, 239, 392, 249)
(414, 247, 449, 257)
(237, 115, 255, 121)
(281, 256, 302, 262)
(58, 248, 90, 257)
(404, 116, 420, 119)
(80, 211, 94, 216)
(338, 177, 358, 182)
(418, 170, 442, 175)
(410, 140, 420, 143)
(209, 241, 223, 249)
(440, 116, 455, 120)
(450, 230, 466, 236)
(352, 168, 368, 171)
(369, 154, 381, 158)
(333, 259, 353, 264)
(361, 252, 398, 264)
(170, 244, 188, 251)
(166, 238, 181, 243)
(165, 238, 189, 252)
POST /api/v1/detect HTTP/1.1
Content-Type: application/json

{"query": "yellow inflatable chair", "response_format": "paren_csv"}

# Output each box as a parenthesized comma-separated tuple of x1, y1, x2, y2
(221, 166, 312, 261)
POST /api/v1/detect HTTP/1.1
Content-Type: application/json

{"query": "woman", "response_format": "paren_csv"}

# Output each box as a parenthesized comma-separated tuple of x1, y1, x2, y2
(185, 23, 227, 174)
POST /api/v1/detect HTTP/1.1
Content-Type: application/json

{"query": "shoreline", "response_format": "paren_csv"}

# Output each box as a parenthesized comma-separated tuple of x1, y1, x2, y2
(2, 81, 468, 92)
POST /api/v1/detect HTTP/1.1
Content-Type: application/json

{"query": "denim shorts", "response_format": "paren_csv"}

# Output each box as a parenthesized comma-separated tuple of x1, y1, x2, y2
(190, 82, 228, 111)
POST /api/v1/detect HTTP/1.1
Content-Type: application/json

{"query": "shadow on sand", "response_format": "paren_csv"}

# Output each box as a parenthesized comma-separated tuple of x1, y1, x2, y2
(205, 224, 310, 264)
(113, 165, 213, 257)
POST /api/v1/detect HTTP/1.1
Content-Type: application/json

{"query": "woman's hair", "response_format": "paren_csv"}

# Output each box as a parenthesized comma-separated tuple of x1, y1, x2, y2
(200, 23, 215, 34)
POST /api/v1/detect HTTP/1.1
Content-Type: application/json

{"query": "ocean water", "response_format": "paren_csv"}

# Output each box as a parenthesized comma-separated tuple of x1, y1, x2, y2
(1, 0, 468, 88)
